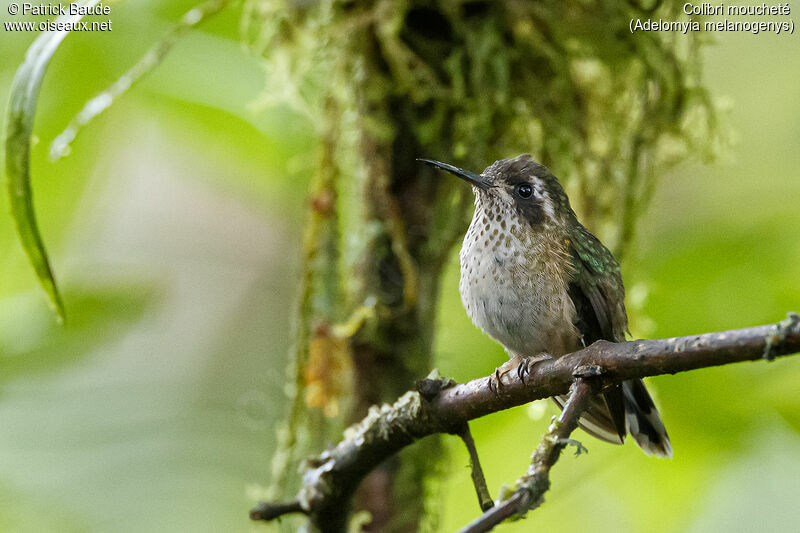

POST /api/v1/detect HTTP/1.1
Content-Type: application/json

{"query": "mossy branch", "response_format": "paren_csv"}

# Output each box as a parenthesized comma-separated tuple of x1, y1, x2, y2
(251, 313, 800, 532)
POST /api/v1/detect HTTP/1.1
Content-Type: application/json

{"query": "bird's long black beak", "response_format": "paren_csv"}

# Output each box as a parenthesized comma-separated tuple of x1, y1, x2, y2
(417, 158, 492, 190)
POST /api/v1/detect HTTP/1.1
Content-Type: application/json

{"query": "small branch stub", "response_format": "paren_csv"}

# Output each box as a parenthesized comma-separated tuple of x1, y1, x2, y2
(457, 423, 494, 512)
(249, 500, 306, 521)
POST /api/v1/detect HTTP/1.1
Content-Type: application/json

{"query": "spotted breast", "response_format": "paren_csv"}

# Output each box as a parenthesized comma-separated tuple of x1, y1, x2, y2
(459, 197, 581, 359)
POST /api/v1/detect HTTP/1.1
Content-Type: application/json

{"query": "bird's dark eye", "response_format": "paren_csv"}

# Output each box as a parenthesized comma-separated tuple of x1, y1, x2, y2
(516, 183, 533, 198)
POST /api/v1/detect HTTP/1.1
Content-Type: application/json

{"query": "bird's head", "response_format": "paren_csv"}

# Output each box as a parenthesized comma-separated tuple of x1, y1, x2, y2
(419, 154, 572, 230)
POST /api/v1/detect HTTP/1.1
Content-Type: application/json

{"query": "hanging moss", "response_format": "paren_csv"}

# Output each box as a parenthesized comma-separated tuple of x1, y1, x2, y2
(244, 0, 722, 250)
(242, 1, 724, 530)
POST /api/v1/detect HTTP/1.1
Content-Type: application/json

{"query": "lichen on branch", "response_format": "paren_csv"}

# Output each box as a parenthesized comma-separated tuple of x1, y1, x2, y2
(252, 314, 800, 532)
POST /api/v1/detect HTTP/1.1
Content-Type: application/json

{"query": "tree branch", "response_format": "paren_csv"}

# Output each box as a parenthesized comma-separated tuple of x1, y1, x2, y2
(458, 376, 597, 533)
(250, 313, 800, 531)
(457, 423, 494, 512)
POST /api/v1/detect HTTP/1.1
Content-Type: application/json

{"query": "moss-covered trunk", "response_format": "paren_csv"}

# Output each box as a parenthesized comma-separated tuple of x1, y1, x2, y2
(247, 1, 720, 530)
(345, 100, 470, 531)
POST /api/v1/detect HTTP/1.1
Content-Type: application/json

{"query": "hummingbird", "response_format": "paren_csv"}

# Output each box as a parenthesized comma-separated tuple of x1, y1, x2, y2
(420, 154, 671, 457)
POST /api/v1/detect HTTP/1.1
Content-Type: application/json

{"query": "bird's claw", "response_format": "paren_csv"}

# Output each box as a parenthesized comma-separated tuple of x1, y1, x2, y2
(490, 353, 553, 394)
(517, 358, 531, 383)
(488, 368, 503, 397)
(516, 353, 553, 385)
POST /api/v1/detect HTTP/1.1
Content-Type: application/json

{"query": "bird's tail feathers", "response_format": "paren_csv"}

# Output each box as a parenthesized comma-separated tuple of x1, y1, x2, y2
(622, 379, 672, 458)
(552, 394, 624, 445)
(552, 379, 672, 458)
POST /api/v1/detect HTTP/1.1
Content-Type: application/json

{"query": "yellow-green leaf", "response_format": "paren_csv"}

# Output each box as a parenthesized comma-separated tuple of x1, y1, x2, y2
(3, 0, 101, 322)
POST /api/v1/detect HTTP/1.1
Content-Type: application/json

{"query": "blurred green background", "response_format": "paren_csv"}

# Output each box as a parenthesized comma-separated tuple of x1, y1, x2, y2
(1, 2, 798, 532)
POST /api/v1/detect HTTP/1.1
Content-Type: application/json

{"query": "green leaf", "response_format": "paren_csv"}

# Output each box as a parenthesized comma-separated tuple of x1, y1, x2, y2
(3, 1, 101, 322)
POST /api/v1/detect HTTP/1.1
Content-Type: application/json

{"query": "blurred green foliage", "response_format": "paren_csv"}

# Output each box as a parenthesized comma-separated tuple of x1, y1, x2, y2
(0, 2, 798, 532)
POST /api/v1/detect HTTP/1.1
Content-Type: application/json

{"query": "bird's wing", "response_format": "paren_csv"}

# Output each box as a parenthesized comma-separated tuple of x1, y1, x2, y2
(565, 223, 672, 457)
(568, 224, 628, 342)
(565, 224, 629, 442)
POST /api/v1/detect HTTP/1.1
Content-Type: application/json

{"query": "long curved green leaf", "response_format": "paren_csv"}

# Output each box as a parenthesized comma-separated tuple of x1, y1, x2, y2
(3, 0, 101, 322)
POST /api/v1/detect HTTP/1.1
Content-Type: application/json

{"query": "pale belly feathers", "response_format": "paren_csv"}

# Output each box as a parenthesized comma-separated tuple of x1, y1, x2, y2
(458, 206, 581, 358)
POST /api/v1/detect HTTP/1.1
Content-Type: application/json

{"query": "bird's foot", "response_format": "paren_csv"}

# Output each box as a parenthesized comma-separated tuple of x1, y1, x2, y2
(488, 357, 522, 396)
(488, 353, 553, 394)
(517, 352, 553, 384)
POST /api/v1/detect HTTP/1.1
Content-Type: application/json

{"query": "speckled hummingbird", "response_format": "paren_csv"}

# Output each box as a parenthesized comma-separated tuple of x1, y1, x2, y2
(420, 154, 671, 457)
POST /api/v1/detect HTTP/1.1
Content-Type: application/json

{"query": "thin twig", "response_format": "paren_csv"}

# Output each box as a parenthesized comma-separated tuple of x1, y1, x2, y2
(457, 423, 493, 512)
(458, 378, 597, 533)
